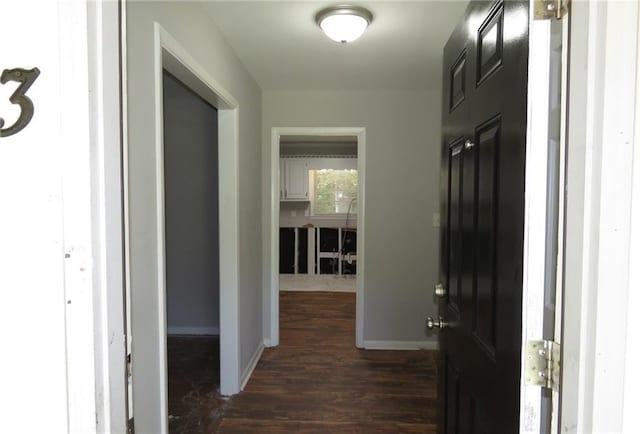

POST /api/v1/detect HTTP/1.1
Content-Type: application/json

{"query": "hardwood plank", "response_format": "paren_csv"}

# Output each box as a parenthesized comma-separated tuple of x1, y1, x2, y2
(168, 291, 438, 433)
(217, 291, 438, 433)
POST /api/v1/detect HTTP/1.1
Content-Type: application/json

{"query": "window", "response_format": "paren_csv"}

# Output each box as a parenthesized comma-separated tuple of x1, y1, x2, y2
(310, 169, 357, 215)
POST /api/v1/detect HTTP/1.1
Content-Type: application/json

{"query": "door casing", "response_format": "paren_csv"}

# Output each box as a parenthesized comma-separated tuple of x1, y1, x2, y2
(561, 1, 640, 432)
(123, 22, 242, 433)
(519, 4, 568, 432)
(267, 127, 366, 348)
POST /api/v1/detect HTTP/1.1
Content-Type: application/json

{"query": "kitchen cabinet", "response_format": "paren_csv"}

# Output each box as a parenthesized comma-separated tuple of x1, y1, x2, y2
(281, 158, 309, 201)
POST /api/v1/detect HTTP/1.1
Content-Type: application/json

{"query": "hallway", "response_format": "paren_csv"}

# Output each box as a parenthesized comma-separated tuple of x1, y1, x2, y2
(215, 291, 438, 433)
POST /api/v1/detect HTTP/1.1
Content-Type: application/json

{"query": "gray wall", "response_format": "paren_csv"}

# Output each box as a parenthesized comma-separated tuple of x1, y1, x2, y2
(163, 72, 219, 335)
(263, 90, 442, 344)
(127, 2, 263, 432)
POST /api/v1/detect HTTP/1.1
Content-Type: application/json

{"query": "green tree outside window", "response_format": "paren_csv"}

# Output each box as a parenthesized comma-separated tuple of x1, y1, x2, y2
(311, 169, 357, 215)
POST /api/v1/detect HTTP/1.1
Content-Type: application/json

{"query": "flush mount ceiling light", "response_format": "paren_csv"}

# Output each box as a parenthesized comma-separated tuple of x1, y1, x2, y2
(315, 5, 373, 43)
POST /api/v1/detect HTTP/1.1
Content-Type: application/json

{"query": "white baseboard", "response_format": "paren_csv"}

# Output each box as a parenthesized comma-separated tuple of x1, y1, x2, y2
(240, 341, 265, 391)
(263, 337, 275, 348)
(363, 340, 439, 350)
(167, 326, 220, 336)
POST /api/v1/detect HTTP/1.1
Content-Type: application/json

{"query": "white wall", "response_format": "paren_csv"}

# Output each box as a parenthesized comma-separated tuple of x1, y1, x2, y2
(163, 72, 220, 335)
(263, 90, 441, 343)
(126, 2, 263, 432)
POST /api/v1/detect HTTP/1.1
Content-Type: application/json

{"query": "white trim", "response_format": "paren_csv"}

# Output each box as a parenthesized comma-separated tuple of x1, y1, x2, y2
(583, 2, 637, 431)
(519, 9, 560, 432)
(87, 1, 127, 432)
(268, 127, 366, 349)
(151, 26, 169, 434)
(151, 24, 241, 431)
(58, 2, 98, 432)
(623, 8, 640, 430)
(356, 132, 366, 348)
(561, 1, 639, 432)
(363, 340, 439, 351)
(240, 342, 265, 391)
(120, 0, 134, 424)
(167, 326, 220, 336)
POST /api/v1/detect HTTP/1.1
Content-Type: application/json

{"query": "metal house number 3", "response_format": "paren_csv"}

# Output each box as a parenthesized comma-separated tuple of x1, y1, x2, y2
(0, 67, 40, 138)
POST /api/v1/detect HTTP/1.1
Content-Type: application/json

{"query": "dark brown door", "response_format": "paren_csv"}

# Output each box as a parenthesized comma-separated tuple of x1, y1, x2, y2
(438, 1, 530, 433)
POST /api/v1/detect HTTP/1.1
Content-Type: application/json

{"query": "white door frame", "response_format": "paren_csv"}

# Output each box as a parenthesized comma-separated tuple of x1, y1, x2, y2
(88, 1, 128, 432)
(560, 1, 640, 432)
(268, 127, 366, 348)
(147, 23, 241, 415)
(519, 5, 568, 431)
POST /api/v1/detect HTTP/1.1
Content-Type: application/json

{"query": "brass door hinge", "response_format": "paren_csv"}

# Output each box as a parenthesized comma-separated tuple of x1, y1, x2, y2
(534, 0, 568, 20)
(525, 339, 561, 391)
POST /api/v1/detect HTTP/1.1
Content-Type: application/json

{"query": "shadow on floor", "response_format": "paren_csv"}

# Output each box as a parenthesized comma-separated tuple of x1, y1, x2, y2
(168, 335, 226, 433)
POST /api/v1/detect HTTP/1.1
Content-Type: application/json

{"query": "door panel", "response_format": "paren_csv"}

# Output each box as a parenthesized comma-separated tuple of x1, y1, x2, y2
(438, 1, 529, 433)
(477, 3, 504, 86)
(473, 116, 500, 353)
(450, 52, 467, 112)
(448, 143, 464, 314)
(445, 357, 461, 434)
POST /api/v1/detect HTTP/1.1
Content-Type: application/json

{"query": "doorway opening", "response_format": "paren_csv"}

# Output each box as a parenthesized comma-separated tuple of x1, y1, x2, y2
(279, 135, 358, 294)
(139, 23, 241, 433)
(268, 127, 366, 347)
(162, 70, 220, 432)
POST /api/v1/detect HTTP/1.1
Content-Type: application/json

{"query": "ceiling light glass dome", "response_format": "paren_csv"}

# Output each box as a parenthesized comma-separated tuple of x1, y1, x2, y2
(315, 5, 373, 43)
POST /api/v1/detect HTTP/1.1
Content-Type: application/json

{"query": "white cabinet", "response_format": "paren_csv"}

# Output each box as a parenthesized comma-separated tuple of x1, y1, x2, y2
(281, 158, 309, 201)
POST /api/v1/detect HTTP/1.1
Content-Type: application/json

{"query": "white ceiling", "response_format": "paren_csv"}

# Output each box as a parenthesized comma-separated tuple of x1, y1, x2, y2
(201, 1, 468, 91)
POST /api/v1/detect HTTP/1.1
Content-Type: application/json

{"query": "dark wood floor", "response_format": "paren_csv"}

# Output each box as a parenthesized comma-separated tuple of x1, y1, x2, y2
(168, 291, 439, 433)
(167, 335, 225, 433)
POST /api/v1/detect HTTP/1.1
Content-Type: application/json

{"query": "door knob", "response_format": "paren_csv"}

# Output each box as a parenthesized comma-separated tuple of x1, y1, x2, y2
(464, 139, 475, 150)
(434, 283, 447, 297)
(426, 316, 449, 330)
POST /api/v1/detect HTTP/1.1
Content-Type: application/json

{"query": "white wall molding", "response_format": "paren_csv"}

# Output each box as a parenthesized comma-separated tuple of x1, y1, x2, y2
(363, 340, 439, 351)
(240, 342, 265, 391)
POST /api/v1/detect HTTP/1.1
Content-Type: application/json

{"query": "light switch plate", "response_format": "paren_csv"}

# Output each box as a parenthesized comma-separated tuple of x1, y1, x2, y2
(432, 212, 440, 228)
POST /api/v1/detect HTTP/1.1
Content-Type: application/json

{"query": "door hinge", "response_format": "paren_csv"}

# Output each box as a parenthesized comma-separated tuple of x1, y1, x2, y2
(525, 339, 560, 391)
(127, 417, 135, 434)
(534, 0, 568, 20)
(126, 353, 132, 378)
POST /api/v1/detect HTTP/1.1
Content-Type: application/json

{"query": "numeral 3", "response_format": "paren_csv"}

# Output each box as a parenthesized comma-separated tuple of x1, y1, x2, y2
(0, 67, 40, 138)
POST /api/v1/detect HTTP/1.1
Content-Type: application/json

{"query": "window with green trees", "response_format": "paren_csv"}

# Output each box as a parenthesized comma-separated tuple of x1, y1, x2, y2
(310, 169, 358, 215)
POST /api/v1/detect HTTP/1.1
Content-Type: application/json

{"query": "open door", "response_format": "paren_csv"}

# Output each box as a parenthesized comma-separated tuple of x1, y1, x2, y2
(434, 1, 531, 432)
